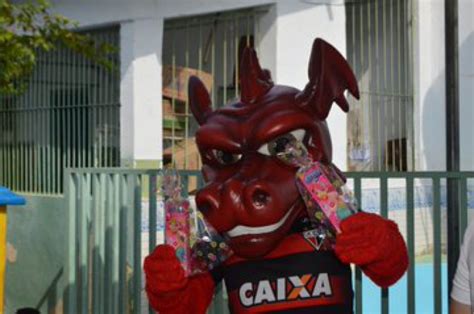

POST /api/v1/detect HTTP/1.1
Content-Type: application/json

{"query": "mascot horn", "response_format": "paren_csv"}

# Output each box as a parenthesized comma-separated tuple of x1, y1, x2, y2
(145, 38, 408, 314)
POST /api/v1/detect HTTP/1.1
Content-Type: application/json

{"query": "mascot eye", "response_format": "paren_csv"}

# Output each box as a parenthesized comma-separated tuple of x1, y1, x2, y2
(258, 129, 306, 156)
(212, 150, 242, 165)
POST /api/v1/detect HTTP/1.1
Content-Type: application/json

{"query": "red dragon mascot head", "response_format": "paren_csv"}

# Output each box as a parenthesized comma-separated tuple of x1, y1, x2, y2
(189, 38, 359, 259)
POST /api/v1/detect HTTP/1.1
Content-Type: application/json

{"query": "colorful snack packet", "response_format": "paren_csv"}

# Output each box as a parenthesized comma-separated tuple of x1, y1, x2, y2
(190, 211, 233, 274)
(278, 139, 358, 241)
(163, 170, 193, 275)
(296, 162, 357, 234)
(165, 199, 192, 275)
(163, 169, 233, 276)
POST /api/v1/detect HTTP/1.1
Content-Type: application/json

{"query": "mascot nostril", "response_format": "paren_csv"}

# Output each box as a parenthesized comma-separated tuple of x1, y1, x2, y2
(196, 188, 220, 217)
(145, 37, 409, 314)
(251, 189, 269, 208)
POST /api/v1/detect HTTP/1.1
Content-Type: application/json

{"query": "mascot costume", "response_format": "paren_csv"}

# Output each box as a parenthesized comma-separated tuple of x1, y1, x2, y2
(144, 38, 409, 313)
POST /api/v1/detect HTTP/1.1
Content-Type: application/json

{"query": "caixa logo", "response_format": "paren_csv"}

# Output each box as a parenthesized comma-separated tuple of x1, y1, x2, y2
(239, 273, 333, 307)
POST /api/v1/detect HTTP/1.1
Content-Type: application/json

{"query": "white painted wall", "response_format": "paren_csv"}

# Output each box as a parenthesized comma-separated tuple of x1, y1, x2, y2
(413, 0, 446, 171)
(459, 0, 474, 171)
(412, 0, 474, 171)
(120, 18, 164, 166)
(274, 1, 348, 170)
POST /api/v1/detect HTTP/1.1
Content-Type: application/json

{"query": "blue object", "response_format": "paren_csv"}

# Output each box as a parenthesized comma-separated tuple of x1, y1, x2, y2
(359, 263, 449, 314)
(0, 187, 26, 206)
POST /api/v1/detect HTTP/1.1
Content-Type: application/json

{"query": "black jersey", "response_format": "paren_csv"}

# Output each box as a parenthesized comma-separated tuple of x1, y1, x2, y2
(211, 233, 353, 313)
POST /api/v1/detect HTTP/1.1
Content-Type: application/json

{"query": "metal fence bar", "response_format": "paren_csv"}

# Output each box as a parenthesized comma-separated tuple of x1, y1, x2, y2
(211, 16, 216, 107)
(99, 173, 107, 314)
(171, 33, 177, 164)
(148, 174, 158, 314)
(65, 171, 77, 313)
(380, 176, 389, 314)
(396, 0, 403, 171)
(80, 174, 91, 314)
(104, 174, 113, 313)
(460, 177, 468, 238)
(406, 176, 415, 314)
(92, 174, 101, 313)
(118, 175, 128, 314)
(382, 0, 388, 171)
(112, 174, 120, 313)
(182, 175, 189, 198)
(185, 21, 190, 169)
(433, 177, 442, 314)
(389, 0, 395, 172)
(149, 174, 158, 251)
(133, 175, 142, 314)
(353, 177, 363, 314)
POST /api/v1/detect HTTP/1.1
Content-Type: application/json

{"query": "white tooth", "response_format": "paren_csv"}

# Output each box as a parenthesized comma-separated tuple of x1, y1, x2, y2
(226, 206, 295, 238)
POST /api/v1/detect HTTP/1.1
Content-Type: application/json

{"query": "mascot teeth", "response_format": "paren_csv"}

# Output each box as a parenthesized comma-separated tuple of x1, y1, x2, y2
(227, 206, 295, 237)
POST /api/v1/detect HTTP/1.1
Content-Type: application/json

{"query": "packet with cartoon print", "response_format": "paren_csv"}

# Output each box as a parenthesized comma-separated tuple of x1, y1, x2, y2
(277, 140, 358, 244)
(163, 169, 232, 276)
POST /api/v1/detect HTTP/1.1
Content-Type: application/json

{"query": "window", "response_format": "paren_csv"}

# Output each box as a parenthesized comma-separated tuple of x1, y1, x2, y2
(0, 26, 120, 194)
(346, 0, 414, 171)
(162, 7, 270, 170)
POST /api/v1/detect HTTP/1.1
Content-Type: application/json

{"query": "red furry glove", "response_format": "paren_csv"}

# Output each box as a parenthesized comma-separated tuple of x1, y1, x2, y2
(334, 212, 409, 288)
(144, 244, 215, 314)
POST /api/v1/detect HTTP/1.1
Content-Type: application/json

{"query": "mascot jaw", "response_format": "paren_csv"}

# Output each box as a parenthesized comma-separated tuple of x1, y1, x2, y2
(226, 201, 304, 258)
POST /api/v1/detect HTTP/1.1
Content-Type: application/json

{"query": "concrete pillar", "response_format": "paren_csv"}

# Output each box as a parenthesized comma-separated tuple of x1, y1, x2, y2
(120, 18, 164, 168)
(412, 0, 447, 170)
(459, 0, 474, 171)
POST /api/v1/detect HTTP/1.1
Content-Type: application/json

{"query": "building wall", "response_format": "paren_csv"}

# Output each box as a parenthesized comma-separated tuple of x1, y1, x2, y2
(459, 0, 474, 171)
(120, 18, 163, 168)
(48, 0, 474, 170)
(51, 0, 350, 170)
(274, 1, 348, 169)
(413, 0, 474, 171)
(412, 0, 446, 171)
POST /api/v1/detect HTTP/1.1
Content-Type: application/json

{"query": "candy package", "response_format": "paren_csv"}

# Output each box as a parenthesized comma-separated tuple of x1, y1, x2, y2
(163, 170, 193, 275)
(165, 199, 192, 274)
(296, 162, 357, 234)
(190, 211, 233, 273)
(277, 140, 358, 243)
(163, 169, 232, 276)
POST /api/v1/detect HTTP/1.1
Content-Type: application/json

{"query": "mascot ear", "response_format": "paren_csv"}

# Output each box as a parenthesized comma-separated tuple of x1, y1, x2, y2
(296, 38, 360, 120)
(189, 76, 213, 125)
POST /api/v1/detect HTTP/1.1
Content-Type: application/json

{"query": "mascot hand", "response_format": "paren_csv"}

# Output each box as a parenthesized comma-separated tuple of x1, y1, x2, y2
(144, 244, 215, 314)
(334, 212, 409, 288)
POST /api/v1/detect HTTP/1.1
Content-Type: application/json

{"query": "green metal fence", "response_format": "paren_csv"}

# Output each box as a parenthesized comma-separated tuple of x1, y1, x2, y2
(0, 26, 120, 195)
(64, 169, 473, 314)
